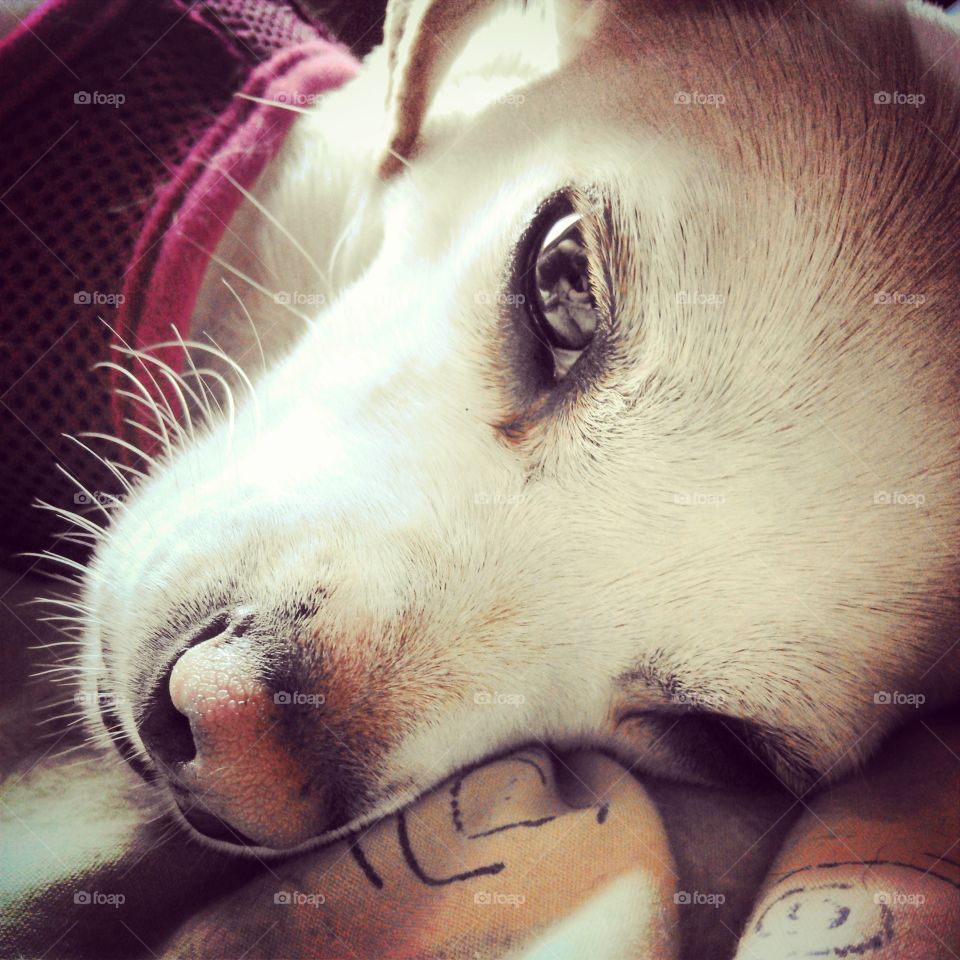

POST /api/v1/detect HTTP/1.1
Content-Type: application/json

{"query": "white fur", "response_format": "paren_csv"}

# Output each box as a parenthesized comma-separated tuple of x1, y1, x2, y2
(70, 0, 960, 852)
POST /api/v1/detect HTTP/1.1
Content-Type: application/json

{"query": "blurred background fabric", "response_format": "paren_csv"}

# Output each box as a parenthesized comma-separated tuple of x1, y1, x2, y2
(0, 0, 386, 567)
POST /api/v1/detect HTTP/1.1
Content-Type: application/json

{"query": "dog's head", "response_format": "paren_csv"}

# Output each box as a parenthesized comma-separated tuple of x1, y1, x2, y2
(75, 0, 960, 852)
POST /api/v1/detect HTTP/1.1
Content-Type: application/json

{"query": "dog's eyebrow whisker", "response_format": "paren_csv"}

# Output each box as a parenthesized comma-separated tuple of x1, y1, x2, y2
(218, 169, 330, 287)
(326, 194, 373, 293)
(185, 238, 313, 326)
(221, 280, 267, 375)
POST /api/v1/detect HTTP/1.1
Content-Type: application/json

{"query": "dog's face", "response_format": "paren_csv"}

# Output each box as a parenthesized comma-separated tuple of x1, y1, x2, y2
(77, 0, 960, 852)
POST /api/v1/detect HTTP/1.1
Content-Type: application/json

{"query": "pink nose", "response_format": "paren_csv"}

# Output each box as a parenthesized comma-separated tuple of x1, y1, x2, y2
(138, 627, 330, 849)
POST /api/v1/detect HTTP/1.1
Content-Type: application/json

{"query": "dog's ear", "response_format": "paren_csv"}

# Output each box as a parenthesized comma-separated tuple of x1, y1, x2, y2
(377, 0, 595, 178)
(378, 0, 490, 178)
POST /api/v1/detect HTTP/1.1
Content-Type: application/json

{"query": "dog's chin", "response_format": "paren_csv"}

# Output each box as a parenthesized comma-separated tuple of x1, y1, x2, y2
(176, 802, 260, 847)
(166, 796, 345, 856)
(163, 781, 420, 858)
(164, 720, 795, 856)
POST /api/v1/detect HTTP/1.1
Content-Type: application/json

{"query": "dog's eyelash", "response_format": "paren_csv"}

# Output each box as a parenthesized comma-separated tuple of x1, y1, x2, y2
(568, 187, 617, 325)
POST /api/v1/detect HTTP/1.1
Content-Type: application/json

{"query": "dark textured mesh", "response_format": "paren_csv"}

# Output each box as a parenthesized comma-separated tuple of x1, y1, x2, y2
(0, 0, 328, 562)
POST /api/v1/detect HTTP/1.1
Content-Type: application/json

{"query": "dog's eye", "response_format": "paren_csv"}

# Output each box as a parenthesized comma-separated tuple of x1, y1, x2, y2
(524, 205, 600, 377)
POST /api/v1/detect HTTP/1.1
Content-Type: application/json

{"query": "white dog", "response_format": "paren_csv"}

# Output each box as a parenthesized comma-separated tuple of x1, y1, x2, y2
(70, 0, 959, 857)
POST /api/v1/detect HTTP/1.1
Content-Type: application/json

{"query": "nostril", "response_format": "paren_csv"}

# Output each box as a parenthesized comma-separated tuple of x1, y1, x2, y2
(137, 658, 197, 768)
(136, 608, 248, 768)
(188, 610, 234, 647)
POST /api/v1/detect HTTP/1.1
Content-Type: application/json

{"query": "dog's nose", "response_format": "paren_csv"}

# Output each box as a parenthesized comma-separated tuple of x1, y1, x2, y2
(135, 610, 333, 848)
(136, 610, 239, 769)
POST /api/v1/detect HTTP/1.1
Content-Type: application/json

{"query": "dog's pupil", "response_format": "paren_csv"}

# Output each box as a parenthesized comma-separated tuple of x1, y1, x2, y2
(533, 220, 598, 354)
(536, 238, 588, 291)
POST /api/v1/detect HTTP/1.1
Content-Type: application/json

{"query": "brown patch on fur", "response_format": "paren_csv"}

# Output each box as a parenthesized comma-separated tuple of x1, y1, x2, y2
(494, 391, 553, 446)
(280, 611, 476, 807)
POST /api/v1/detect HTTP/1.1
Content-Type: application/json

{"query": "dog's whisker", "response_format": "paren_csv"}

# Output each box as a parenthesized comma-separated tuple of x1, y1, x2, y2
(51, 464, 116, 523)
(194, 365, 236, 452)
(113, 382, 183, 453)
(185, 238, 313, 325)
(179, 367, 225, 422)
(218, 168, 330, 286)
(113, 348, 202, 443)
(159, 335, 260, 441)
(79, 431, 158, 473)
(98, 322, 183, 455)
(57, 534, 100, 549)
(204, 333, 254, 442)
(99, 362, 175, 456)
(20, 551, 90, 578)
(25, 597, 95, 618)
(233, 91, 312, 114)
(62, 434, 136, 497)
(35, 696, 87, 712)
(31, 654, 91, 668)
(29, 665, 92, 678)
(221, 280, 268, 376)
(33, 711, 88, 727)
(42, 745, 97, 762)
(32, 634, 84, 647)
(170, 326, 218, 422)
(34, 571, 83, 590)
(326, 195, 369, 294)
(123, 416, 172, 456)
(147, 347, 243, 448)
